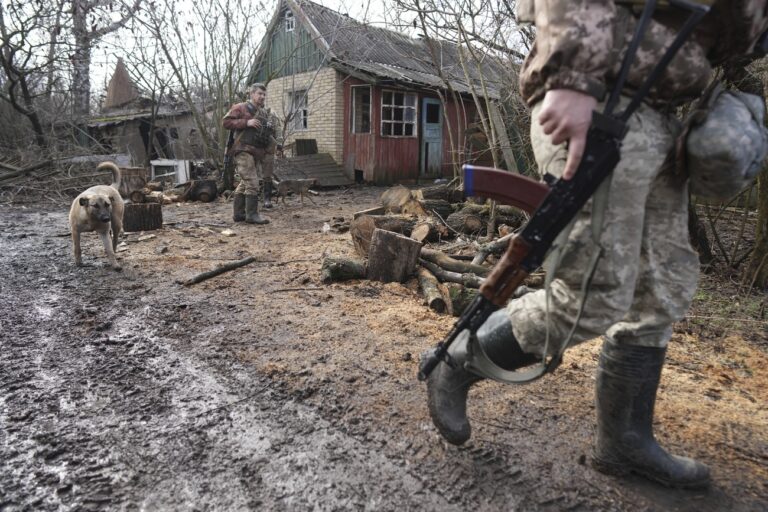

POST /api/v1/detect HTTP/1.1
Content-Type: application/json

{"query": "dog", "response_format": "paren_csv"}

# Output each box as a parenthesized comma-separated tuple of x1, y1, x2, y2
(275, 178, 318, 206)
(69, 161, 125, 270)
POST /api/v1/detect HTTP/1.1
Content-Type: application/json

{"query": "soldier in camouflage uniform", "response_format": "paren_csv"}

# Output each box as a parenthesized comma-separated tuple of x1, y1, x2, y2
(427, 0, 768, 489)
(223, 83, 280, 224)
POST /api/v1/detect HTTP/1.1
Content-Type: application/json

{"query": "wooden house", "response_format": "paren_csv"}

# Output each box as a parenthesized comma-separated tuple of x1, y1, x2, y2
(250, 0, 510, 185)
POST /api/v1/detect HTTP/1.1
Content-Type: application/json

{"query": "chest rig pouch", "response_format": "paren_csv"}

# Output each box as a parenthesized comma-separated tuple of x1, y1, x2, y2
(238, 104, 275, 149)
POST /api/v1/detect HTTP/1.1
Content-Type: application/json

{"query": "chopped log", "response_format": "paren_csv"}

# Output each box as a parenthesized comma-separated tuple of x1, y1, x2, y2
(123, 203, 163, 232)
(446, 283, 480, 317)
(118, 167, 147, 199)
(368, 228, 422, 283)
(129, 190, 146, 203)
(418, 266, 447, 313)
(353, 206, 385, 219)
(181, 256, 256, 286)
(446, 209, 485, 235)
(186, 179, 218, 202)
(418, 183, 464, 203)
(420, 247, 490, 276)
(419, 259, 484, 288)
(410, 219, 449, 243)
(321, 257, 367, 283)
(350, 214, 419, 256)
(418, 198, 454, 220)
(380, 184, 413, 213)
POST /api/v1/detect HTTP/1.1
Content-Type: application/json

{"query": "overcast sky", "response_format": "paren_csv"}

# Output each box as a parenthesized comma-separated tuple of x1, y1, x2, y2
(91, 0, 394, 95)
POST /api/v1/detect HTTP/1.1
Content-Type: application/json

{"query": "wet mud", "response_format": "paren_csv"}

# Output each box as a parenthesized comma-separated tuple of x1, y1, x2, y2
(0, 189, 765, 511)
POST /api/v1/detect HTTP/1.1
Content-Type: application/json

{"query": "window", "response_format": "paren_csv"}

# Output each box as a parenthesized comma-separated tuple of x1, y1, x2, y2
(381, 90, 416, 137)
(351, 86, 371, 134)
(287, 89, 308, 131)
(285, 11, 295, 32)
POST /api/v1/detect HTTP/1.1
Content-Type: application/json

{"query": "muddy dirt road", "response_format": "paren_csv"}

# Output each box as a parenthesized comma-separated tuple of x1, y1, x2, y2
(1, 188, 766, 511)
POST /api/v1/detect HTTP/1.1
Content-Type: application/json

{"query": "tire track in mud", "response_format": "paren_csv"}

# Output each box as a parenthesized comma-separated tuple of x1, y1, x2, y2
(0, 209, 460, 511)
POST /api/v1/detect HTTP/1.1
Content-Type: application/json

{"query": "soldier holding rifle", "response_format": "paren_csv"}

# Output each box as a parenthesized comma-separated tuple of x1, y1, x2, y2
(424, 0, 768, 489)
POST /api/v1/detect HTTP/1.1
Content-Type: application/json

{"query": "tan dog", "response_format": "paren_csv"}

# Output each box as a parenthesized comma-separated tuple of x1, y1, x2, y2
(276, 178, 318, 206)
(69, 162, 125, 270)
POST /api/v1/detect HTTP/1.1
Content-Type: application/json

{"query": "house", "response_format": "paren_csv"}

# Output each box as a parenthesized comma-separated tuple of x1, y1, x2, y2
(250, 0, 510, 185)
(87, 58, 208, 167)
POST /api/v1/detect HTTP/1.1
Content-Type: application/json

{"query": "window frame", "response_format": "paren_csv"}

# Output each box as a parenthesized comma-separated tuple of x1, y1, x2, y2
(284, 10, 295, 32)
(287, 89, 309, 132)
(380, 89, 417, 138)
(350, 85, 372, 134)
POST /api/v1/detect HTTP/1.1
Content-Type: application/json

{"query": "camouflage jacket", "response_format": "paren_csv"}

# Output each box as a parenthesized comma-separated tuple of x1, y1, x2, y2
(222, 102, 279, 157)
(517, 0, 768, 107)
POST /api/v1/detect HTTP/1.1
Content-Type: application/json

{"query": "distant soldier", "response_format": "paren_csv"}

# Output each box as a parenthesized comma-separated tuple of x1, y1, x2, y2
(222, 83, 279, 224)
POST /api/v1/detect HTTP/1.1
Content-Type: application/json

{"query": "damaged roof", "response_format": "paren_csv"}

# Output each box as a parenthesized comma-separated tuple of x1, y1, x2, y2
(255, 0, 508, 99)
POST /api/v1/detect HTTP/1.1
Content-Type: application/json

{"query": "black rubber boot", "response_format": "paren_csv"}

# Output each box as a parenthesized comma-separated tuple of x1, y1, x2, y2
(263, 181, 273, 209)
(245, 194, 269, 224)
(592, 339, 710, 488)
(233, 193, 245, 222)
(426, 309, 535, 445)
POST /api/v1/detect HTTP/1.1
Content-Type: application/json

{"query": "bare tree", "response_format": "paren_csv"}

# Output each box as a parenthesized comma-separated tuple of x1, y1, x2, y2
(69, 0, 142, 120)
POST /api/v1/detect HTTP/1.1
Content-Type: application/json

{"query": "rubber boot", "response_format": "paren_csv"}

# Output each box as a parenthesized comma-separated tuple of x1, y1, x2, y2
(245, 194, 269, 224)
(426, 309, 536, 445)
(592, 338, 710, 488)
(232, 193, 245, 222)
(263, 181, 273, 209)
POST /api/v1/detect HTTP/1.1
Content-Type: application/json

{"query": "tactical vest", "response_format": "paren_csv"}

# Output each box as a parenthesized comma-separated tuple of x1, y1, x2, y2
(238, 104, 274, 149)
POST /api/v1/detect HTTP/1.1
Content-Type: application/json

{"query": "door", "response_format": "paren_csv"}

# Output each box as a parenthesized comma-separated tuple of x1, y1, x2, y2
(420, 98, 442, 176)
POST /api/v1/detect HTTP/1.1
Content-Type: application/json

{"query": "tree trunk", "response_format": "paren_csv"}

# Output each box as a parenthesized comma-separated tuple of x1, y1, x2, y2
(321, 257, 367, 283)
(688, 202, 713, 267)
(350, 214, 419, 256)
(123, 203, 163, 232)
(446, 209, 485, 235)
(417, 266, 447, 313)
(743, 169, 768, 289)
(419, 259, 485, 288)
(367, 229, 422, 283)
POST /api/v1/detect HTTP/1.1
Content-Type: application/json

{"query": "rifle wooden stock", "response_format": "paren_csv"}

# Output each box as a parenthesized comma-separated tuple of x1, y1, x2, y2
(479, 235, 532, 306)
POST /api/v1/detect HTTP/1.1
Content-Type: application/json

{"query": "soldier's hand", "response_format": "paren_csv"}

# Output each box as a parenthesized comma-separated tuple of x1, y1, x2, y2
(538, 89, 597, 180)
(247, 118, 262, 128)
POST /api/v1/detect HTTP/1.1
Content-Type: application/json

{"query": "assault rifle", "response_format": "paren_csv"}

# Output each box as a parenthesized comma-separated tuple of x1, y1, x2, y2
(418, 0, 710, 382)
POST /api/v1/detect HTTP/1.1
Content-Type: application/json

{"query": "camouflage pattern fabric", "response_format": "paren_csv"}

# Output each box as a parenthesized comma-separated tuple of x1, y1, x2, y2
(233, 151, 267, 195)
(517, 0, 768, 107)
(506, 99, 699, 351)
(686, 89, 768, 199)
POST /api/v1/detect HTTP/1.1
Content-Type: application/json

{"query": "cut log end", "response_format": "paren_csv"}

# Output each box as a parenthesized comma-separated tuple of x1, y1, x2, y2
(123, 203, 163, 232)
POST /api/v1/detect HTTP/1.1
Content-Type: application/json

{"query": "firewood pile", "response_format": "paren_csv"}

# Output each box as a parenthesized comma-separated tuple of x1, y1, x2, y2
(321, 182, 543, 316)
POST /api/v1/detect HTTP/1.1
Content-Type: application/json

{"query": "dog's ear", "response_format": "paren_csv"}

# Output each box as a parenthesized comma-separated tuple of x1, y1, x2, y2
(79, 197, 89, 206)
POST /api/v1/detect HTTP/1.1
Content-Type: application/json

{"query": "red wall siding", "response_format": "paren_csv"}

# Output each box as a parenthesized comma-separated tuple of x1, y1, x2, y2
(343, 78, 483, 184)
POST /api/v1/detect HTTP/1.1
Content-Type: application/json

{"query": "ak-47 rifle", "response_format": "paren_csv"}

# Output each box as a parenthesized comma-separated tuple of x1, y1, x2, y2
(418, 0, 710, 382)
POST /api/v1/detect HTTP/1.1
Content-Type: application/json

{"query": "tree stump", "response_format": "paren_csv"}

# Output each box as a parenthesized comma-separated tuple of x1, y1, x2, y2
(446, 283, 480, 317)
(446, 209, 485, 235)
(367, 228, 422, 283)
(118, 167, 147, 199)
(321, 257, 367, 283)
(123, 203, 163, 232)
(350, 214, 419, 256)
(380, 185, 413, 213)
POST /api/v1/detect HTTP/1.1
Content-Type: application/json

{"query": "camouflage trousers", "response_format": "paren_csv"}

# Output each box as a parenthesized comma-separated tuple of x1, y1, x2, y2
(508, 99, 699, 352)
(233, 151, 274, 195)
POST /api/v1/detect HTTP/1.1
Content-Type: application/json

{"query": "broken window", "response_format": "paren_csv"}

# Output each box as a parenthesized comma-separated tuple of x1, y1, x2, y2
(287, 89, 308, 131)
(285, 10, 295, 32)
(381, 90, 416, 137)
(351, 86, 371, 134)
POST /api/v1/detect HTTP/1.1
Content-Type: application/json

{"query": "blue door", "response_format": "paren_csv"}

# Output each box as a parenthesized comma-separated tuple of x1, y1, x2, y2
(420, 98, 443, 175)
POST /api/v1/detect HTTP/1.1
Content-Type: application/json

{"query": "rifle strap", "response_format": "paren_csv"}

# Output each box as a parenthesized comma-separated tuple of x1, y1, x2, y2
(464, 175, 612, 385)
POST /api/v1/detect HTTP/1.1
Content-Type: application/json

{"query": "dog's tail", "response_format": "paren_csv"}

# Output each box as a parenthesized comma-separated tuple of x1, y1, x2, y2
(97, 161, 121, 189)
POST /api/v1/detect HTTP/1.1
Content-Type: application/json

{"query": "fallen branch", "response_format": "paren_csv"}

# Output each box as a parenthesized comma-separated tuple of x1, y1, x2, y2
(419, 258, 484, 288)
(181, 256, 257, 286)
(421, 247, 490, 276)
(472, 232, 514, 265)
